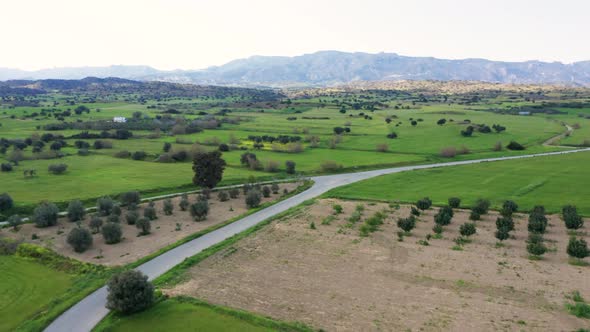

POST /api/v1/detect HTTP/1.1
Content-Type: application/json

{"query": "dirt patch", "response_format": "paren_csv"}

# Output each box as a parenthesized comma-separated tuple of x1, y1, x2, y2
(166, 199, 590, 331)
(2, 183, 300, 266)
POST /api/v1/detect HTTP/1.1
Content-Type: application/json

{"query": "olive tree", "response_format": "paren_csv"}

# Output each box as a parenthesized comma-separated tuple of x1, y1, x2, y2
(102, 222, 122, 244)
(190, 201, 209, 221)
(67, 227, 93, 253)
(33, 202, 59, 228)
(67, 199, 86, 222)
(106, 270, 154, 314)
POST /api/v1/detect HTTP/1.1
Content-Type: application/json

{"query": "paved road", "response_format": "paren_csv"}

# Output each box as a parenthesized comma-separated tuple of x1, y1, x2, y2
(44, 148, 590, 332)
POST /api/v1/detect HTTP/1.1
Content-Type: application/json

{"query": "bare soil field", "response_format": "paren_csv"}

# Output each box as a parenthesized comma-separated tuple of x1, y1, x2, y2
(2, 183, 299, 266)
(166, 199, 590, 332)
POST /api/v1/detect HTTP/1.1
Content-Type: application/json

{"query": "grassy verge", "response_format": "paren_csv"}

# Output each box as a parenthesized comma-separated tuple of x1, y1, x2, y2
(93, 296, 314, 332)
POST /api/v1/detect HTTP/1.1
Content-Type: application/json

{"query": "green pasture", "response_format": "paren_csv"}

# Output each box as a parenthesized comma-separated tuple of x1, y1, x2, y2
(0, 255, 73, 332)
(326, 151, 590, 215)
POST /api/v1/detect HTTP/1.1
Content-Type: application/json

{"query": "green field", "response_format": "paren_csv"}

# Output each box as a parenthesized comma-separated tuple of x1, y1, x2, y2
(1, 85, 589, 213)
(0, 255, 73, 332)
(326, 151, 590, 215)
(94, 297, 310, 332)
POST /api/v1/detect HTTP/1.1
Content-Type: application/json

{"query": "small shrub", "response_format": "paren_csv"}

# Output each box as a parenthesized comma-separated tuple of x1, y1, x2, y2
(459, 223, 476, 237)
(143, 206, 157, 220)
(1, 163, 13, 172)
(67, 200, 86, 222)
(496, 215, 515, 231)
(500, 200, 518, 217)
(310, 222, 316, 230)
(397, 216, 416, 233)
(416, 197, 432, 210)
(89, 216, 103, 233)
(473, 198, 490, 215)
(102, 222, 122, 244)
(190, 201, 209, 221)
(448, 197, 461, 208)
(506, 141, 525, 150)
(8, 215, 22, 231)
(163, 199, 174, 215)
(97, 196, 115, 216)
(332, 204, 343, 214)
(469, 211, 480, 221)
(106, 270, 154, 314)
(48, 163, 68, 174)
(229, 188, 240, 199)
(131, 151, 147, 160)
(125, 211, 139, 225)
(563, 205, 584, 230)
(67, 227, 93, 253)
(179, 195, 189, 211)
(271, 183, 279, 194)
(107, 214, 120, 224)
(217, 191, 229, 202)
(320, 160, 342, 172)
(567, 237, 589, 259)
(136, 218, 151, 236)
(433, 223, 443, 234)
(285, 160, 296, 174)
(119, 191, 141, 205)
(495, 229, 510, 242)
(262, 186, 271, 198)
(527, 240, 547, 257)
(410, 206, 421, 216)
(440, 146, 457, 158)
(245, 190, 262, 208)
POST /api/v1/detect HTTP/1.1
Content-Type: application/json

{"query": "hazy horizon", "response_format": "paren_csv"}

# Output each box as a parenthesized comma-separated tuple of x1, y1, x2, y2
(2, 0, 589, 71)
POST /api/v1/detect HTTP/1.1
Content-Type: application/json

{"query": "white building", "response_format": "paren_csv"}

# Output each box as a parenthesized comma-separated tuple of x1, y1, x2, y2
(113, 116, 127, 123)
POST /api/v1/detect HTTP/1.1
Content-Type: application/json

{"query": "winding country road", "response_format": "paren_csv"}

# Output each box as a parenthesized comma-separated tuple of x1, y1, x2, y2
(45, 148, 590, 332)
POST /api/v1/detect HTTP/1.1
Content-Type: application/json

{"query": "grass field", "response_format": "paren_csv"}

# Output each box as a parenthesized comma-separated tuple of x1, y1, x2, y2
(94, 297, 310, 332)
(326, 151, 590, 215)
(0, 255, 73, 332)
(0, 89, 588, 213)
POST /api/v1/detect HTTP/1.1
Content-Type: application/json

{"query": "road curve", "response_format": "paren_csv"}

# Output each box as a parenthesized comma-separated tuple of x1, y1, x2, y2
(45, 148, 590, 332)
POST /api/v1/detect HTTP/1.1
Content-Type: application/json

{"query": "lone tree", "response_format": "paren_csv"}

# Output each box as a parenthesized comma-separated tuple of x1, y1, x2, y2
(106, 270, 154, 315)
(567, 237, 589, 260)
(192, 151, 226, 188)
(67, 227, 93, 253)
(67, 200, 86, 222)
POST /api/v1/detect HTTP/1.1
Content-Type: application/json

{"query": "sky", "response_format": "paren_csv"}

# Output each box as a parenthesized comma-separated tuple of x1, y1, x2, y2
(1, 0, 588, 71)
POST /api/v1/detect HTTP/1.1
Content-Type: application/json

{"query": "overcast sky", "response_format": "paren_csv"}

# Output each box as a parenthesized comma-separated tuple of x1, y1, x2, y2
(2, 0, 588, 70)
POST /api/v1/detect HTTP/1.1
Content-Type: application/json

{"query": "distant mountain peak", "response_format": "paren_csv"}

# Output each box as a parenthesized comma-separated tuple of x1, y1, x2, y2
(1, 51, 589, 87)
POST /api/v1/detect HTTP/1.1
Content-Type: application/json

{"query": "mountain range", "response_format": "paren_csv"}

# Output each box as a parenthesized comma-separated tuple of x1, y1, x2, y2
(2, 51, 590, 87)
